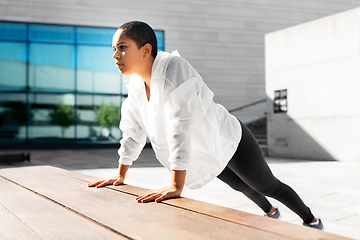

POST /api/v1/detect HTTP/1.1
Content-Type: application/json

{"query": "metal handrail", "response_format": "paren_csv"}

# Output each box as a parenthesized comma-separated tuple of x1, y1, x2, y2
(228, 98, 266, 113)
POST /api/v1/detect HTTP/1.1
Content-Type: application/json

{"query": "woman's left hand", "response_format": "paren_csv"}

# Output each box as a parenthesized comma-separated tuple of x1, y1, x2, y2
(136, 185, 182, 203)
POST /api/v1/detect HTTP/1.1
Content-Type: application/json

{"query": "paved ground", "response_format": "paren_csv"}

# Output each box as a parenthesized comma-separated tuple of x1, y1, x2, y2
(1, 147, 359, 239)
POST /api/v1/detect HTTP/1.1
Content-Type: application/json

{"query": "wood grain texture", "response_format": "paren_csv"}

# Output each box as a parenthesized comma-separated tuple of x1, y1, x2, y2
(44, 166, 350, 240)
(0, 177, 127, 240)
(0, 203, 40, 240)
(0, 166, 351, 240)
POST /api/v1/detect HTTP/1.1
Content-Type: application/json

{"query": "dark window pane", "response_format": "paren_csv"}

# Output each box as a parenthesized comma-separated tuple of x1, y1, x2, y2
(0, 22, 27, 41)
(0, 42, 27, 91)
(29, 43, 75, 92)
(29, 24, 75, 43)
(274, 89, 287, 113)
(77, 45, 120, 94)
(29, 93, 75, 143)
(274, 90, 280, 99)
(76, 26, 116, 45)
(155, 30, 165, 51)
(0, 93, 27, 144)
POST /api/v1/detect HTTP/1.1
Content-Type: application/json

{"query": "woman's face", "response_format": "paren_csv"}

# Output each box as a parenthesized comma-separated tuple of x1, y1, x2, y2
(112, 29, 143, 75)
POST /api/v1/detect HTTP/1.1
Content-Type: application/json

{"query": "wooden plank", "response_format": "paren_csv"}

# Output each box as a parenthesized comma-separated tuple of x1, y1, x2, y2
(0, 166, 292, 240)
(43, 165, 352, 240)
(2, 166, 289, 240)
(0, 203, 40, 240)
(0, 177, 128, 240)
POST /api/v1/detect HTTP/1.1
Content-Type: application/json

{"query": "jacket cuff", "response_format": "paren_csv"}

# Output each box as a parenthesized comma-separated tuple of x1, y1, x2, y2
(118, 157, 133, 166)
(170, 161, 188, 171)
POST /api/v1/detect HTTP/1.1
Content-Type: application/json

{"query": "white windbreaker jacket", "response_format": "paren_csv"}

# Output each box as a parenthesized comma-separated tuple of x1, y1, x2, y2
(118, 51, 242, 189)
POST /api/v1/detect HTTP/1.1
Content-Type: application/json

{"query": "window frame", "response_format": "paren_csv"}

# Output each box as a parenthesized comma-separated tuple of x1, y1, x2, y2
(273, 89, 288, 113)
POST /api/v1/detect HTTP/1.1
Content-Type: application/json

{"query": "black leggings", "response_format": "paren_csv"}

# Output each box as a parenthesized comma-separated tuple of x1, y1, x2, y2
(217, 121, 315, 224)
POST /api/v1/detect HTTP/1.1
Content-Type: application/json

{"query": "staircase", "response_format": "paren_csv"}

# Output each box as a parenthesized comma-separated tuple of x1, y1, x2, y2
(254, 133, 268, 156)
(245, 116, 268, 156)
(228, 99, 268, 156)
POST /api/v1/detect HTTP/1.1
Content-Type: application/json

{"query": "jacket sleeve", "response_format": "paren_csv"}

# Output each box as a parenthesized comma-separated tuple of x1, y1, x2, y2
(164, 58, 203, 171)
(118, 97, 146, 166)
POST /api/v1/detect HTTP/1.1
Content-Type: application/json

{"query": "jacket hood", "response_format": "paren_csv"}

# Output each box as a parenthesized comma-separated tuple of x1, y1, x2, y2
(125, 50, 180, 93)
(151, 50, 180, 81)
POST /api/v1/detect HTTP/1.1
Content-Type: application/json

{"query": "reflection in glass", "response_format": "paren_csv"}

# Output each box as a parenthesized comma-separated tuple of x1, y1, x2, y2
(0, 21, 165, 147)
(0, 94, 27, 144)
(29, 93, 76, 143)
(76, 27, 115, 45)
(0, 22, 27, 41)
(29, 43, 75, 92)
(0, 42, 27, 91)
(77, 45, 120, 94)
(76, 94, 121, 143)
(29, 24, 75, 43)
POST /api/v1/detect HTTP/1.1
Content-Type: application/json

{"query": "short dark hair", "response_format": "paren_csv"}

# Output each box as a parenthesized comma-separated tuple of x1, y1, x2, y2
(119, 21, 158, 58)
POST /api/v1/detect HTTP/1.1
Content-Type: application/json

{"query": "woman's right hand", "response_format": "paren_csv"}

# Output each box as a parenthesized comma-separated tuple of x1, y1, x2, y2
(88, 176, 124, 188)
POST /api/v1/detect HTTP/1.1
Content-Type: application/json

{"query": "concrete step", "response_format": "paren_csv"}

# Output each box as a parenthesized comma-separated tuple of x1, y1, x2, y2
(254, 135, 268, 156)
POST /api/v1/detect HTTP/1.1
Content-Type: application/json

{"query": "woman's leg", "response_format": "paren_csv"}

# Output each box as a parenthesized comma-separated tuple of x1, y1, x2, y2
(223, 121, 315, 224)
(218, 166, 273, 213)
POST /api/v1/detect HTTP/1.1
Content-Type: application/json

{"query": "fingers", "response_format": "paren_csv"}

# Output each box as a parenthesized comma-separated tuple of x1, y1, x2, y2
(113, 178, 123, 186)
(136, 191, 163, 203)
(154, 191, 178, 203)
(155, 194, 167, 203)
(88, 179, 115, 188)
(136, 189, 172, 203)
(88, 180, 104, 188)
(136, 185, 182, 203)
(96, 179, 113, 188)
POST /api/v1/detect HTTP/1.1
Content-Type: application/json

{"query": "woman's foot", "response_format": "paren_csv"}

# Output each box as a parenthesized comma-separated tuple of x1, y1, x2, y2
(265, 207, 281, 219)
(303, 217, 324, 230)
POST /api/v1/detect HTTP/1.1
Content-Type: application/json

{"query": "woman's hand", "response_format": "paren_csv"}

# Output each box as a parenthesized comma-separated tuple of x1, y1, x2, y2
(136, 184, 182, 203)
(88, 164, 130, 188)
(88, 175, 124, 188)
(136, 169, 186, 203)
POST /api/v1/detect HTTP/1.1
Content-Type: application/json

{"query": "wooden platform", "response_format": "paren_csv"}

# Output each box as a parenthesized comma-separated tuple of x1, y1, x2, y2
(0, 166, 351, 240)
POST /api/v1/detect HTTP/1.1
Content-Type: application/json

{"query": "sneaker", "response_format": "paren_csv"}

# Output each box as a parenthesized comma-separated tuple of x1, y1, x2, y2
(303, 218, 324, 231)
(265, 207, 281, 220)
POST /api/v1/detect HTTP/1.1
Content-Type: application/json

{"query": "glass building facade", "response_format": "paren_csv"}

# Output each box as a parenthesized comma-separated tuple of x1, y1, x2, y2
(0, 21, 164, 146)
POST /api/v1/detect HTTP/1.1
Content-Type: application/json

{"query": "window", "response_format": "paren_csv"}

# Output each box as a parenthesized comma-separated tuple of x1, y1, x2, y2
(0, 94, 27, 144)
(77, 45, 119, 94)
(0, 41, 27, 91)
(155, 31, 165, 51)
(29, 43, 75, 92)
(0, 22, 27, 91)
(29, 93, 76, 143)
(0, 21, 165, 146)
(76, 95, 121, 143)
(274, 89, 287, 113)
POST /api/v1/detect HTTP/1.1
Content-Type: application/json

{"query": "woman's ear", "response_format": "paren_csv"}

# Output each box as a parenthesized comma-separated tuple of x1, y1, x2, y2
(142, 43, 152, 58)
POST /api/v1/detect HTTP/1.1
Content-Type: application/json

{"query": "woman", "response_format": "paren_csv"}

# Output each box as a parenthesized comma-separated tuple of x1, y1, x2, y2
(88, 21, 323, 230)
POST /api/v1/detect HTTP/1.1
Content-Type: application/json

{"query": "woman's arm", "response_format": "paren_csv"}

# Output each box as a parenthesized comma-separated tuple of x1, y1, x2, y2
(136, 169, 186, 203)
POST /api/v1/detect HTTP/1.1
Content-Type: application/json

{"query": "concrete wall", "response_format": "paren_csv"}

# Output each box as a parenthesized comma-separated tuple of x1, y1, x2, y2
(2, 0, 360, 123)
(265, 7, 360, 162)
